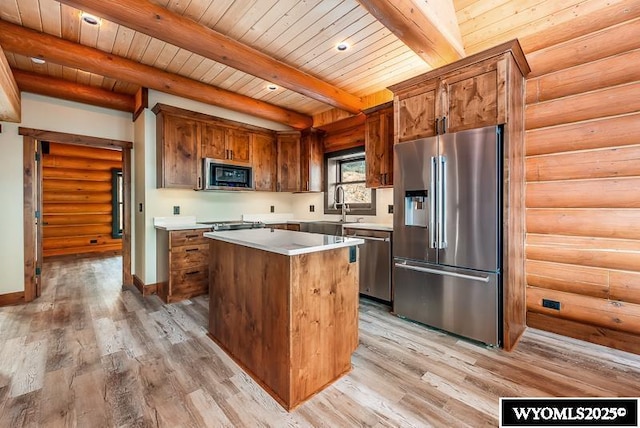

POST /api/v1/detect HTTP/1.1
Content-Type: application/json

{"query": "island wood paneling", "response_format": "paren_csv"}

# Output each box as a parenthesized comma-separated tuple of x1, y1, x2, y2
(208, 239, 358, 410)
(524, 14, 640, 352)
(42, 142, 122, 258)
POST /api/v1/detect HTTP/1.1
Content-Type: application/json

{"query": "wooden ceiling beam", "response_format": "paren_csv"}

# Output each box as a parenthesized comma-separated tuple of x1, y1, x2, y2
(57, 0, 364, 114)
(13, 69, 136, 113)
(0, 21, 312, 129)
(0, 45, 21, 122)
(356, 0, 465, 68)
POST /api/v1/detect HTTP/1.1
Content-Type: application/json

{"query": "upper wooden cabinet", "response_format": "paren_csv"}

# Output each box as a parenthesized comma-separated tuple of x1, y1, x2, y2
(154, 109, 202, 189)
(226, 129, 251, 163)
(364, 103, 394, 188)
(396, 80, 439, 141)
(300, 128, 324, 192)
(252, 133, 277, 192)
(200, 123, 226, 160)
(201, 123, 251, 164)
(154, 104, 268, 189)
(276, 131, 301, 192)
(391, 41, 529, 143)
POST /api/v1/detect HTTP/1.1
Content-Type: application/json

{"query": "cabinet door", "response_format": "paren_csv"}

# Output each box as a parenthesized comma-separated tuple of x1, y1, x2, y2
(201, 123, 226, 160)
(397, 82, 438, 142)
(365, 107, 394, 188)
(158, 114, 200, 189)
(252, 133, 277, 191)
(443, 63, 502, 133)
(227, 129, 251, 163)
(300, 130, 323, 192)
(276, 132, 301, 192)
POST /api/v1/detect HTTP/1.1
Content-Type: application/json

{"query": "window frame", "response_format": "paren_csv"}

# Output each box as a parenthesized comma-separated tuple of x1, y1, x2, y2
(324, 147, 376, 216)
(111, 168, 123, 239)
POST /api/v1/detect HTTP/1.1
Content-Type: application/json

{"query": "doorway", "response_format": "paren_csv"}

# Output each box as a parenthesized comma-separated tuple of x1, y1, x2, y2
(21, 128, 133, 301)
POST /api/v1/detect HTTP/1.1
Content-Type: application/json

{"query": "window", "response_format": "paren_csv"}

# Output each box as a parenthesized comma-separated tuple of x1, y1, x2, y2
(112, 169, 123, 239)
(324, 147, 376, 215)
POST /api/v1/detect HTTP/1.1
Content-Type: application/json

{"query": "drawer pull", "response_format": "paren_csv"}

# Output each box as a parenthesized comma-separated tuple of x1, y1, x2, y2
(185, 270, 200, 275)
(185, 234, 199, 238)
(185, 248, 199, 252)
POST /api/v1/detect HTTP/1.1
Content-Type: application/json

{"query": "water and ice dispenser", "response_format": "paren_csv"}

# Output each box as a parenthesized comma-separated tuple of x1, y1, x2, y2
(404, 190, 429, 227)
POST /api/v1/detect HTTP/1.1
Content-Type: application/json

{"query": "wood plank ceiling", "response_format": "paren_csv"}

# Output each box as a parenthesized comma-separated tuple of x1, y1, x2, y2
(0, 0, 632, 127)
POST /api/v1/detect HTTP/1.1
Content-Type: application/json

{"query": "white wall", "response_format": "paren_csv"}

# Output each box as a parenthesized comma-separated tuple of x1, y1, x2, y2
(0, 122, 26, 294)
(0, 93, 133, 295)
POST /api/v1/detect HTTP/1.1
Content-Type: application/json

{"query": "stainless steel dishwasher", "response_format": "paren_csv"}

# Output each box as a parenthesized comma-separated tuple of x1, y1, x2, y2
(343, 227, 392, 303)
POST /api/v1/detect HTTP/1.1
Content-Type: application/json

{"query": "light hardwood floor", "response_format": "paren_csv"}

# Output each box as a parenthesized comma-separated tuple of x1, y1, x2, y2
(1, 255, 639, 427)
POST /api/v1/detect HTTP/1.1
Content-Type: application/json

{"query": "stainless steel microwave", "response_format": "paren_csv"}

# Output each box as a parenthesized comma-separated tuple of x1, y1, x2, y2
(203, 158, 253, 190)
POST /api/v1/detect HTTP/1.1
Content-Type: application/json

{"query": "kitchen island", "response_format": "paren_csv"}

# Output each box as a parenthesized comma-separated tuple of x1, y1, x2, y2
(203, 228, 363, 410)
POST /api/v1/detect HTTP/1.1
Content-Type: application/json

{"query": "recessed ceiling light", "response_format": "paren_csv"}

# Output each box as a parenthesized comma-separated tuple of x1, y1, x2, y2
(30, 57, 46, 64)
(336, 42, 350, 52)
(81, 12, 101, 26)
(267, 84, 278, 91)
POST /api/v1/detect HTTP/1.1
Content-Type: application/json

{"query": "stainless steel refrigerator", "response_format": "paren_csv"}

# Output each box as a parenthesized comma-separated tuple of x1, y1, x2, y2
(393, 125, 502, 346)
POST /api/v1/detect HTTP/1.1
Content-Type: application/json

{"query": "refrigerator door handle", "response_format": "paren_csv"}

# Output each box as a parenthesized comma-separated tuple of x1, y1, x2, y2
(394, 261, 490, 283)
(429, 156, 437, 248)
(438, 155, 448, 249)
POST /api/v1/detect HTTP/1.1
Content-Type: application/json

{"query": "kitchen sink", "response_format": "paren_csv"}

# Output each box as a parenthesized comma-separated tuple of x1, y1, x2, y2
(299, 221, 344, 236)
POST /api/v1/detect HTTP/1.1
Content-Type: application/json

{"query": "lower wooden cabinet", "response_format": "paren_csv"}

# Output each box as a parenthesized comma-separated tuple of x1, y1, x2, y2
(156, 228, 209, 303)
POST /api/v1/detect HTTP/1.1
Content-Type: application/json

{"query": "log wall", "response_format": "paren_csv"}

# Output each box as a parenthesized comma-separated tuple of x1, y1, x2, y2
(524, 17, 640, 353)
(42, 142, 123, 258)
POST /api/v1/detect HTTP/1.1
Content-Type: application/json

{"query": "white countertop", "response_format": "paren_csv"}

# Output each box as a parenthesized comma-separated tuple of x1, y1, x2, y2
(204, 229, 364, 256)
(342, 222, 393, 232)
(154, 216, 212, 231)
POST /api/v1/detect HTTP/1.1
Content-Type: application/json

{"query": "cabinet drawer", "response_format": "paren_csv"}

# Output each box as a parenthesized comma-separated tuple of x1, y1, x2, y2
(170, 229, 209, 246)
(169, 267, 209, 302)
(170, 244, 209, 269)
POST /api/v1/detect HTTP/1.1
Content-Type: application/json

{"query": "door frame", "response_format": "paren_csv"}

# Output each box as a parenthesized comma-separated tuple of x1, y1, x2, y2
(20, 127, 133, 302)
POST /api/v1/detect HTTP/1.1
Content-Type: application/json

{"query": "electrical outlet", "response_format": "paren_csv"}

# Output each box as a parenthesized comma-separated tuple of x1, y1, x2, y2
(542, 299, 561, 310)
(270, 205, 275, 213)
(388, 204, 394, 214)
(173, 206, 180, 215)
(309, 205, 315, 212)
(349, 246, 357, 263)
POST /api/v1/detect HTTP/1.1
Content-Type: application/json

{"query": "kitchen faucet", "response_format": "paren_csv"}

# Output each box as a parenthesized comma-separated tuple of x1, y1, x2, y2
(333, 184, 350, 222)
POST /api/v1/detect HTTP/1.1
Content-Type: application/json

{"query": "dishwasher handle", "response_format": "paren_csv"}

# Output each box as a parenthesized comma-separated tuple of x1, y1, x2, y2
(345, 234, 390, 242)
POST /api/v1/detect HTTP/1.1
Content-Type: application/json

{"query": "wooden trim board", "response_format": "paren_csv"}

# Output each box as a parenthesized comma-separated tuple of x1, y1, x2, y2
(0, 291, 25, 307)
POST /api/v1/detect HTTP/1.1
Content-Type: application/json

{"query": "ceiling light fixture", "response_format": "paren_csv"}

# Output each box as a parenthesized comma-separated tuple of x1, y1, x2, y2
(336, 42, 350, 52)
(267, 84, 278, 91)
(30, 57, 46, 64)
(81, 12, 101, 26)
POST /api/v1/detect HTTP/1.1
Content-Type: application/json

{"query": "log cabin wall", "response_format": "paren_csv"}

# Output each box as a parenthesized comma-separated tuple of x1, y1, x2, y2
(42, 142, 123, 258)
(524, 17, 640, 353)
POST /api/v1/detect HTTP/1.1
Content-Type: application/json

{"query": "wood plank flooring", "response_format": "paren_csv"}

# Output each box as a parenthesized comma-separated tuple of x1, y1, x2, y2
(1, 255, 639, 427)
